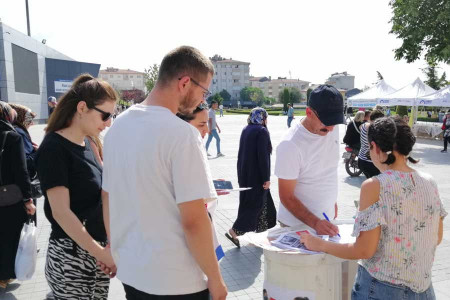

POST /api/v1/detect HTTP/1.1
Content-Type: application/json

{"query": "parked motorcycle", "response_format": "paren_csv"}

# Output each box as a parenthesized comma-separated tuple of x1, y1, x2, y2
(342, 146, 362, 177)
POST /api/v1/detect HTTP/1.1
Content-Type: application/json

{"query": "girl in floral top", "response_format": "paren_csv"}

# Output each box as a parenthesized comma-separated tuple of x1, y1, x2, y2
(301, 116, 447, 300)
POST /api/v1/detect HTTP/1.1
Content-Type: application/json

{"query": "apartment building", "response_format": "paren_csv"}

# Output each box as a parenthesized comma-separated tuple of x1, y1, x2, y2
(210, 55, 250, 103)
(99, 67, 146, 92)
(325, 71, 355, 90)
(250, 76, 310, 100)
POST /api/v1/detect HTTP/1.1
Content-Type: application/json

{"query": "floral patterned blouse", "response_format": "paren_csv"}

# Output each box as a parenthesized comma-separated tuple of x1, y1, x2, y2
(352, 170, 447, 293)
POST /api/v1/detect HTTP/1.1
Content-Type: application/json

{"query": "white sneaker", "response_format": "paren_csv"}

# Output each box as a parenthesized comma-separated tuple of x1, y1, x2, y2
(217, 153, 225, 157)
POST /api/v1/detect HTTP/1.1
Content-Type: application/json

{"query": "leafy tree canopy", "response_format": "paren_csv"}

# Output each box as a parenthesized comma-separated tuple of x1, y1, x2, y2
(212, 93, 224, 104)
(422, 62, 448, 90)
(219, 89, 231, 102)
(389, 0, 450, 64)
(144, 64, 159, 93)
(240, 87, 265, 104)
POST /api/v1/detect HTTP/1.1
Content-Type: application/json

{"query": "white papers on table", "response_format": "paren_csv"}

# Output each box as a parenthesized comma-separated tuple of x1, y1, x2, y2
(240, 221, 356, 255)
(271, 231, 321, 254)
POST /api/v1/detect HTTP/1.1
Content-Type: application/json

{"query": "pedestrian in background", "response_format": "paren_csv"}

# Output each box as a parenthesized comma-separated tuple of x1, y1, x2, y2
(226, 107, 276, 247)
(358, 109, 384, 178)
(0, 101, 35, 289)
(9, 103, 39, 224)
(441, 110, 450, 153)
(206, 100, 225, 157)
(343, 110, 365, 150)
(287, 103, 294, 128)
(47, 97, 57, 118)
(219, 103, 224, 117)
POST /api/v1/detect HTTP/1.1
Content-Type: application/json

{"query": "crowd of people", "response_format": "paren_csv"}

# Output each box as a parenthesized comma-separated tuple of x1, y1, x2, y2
(0, 45, 447, 300)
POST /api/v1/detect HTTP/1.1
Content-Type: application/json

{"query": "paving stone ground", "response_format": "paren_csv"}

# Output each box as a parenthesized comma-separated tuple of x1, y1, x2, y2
(1, 114, 449, 300)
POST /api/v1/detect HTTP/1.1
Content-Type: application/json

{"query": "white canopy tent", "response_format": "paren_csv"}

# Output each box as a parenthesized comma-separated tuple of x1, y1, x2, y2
(347, 79, 396, 107)
(377, 78, 436, 125)
(419, 85, 450, 107)
(376, 77, 436, 107)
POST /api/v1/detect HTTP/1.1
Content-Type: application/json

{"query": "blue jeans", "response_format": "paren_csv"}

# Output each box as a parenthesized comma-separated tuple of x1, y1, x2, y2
(352, 265, 435, 300)
(206, 129, 221, 154)
(287, 117, 293, 128)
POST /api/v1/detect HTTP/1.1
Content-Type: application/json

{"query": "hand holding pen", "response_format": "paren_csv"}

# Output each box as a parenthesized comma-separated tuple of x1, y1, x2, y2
(322, 212, 340, 237)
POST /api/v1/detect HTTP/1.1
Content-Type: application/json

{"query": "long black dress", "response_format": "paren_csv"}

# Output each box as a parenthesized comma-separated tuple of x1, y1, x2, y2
(232, 124, 276, 235)
(0, 120, 31, 281)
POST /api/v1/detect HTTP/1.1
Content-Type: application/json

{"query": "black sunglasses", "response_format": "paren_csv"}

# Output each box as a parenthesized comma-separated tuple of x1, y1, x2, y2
(91, 106, 115, 121)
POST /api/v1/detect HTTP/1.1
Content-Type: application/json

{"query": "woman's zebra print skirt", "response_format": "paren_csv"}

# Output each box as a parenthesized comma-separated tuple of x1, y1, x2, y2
(45, 238, 110, 300)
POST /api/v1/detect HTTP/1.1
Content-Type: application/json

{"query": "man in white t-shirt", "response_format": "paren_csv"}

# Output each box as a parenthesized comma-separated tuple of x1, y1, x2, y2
(101, 46, 227, 300)
(275, 85, 345, 236)
(219, 103, 224, 117)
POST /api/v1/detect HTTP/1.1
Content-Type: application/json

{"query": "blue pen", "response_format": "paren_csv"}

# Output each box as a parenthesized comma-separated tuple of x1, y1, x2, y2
(322, 212, 341, 237)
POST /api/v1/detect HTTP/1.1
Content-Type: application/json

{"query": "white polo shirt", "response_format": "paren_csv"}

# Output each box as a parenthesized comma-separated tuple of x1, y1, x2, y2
(102, 104, 217, 295)
(274, 122, 340, 227)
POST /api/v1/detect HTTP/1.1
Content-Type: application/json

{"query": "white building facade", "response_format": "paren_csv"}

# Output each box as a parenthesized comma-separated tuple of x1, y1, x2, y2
(325, 71, 355, 90)
(210, 57, 250, 101)
(99, 68, 146, 92)
(250, 77, 310, 100)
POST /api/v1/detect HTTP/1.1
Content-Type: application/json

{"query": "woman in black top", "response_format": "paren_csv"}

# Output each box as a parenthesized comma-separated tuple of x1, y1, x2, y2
(10, 103, 39, 224)
(0, 101, 35, 289)
(36, 74, 117, 299)
(343, 111, 365, 149)
(226, 107, 276, 247)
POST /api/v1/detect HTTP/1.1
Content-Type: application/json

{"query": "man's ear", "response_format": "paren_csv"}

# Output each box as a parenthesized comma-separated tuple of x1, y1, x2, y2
(178, 76, 190, 94)
(305, 107, 313, 117)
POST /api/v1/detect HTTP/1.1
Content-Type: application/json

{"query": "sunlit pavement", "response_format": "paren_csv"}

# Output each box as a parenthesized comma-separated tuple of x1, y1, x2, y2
(2, 114, 449, 299)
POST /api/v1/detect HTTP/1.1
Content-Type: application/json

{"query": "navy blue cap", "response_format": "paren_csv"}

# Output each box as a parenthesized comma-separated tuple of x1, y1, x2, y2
(309, 85, 344, 126)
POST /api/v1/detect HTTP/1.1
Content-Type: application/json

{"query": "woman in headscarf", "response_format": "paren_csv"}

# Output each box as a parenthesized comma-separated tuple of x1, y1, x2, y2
(0, 101, 35, 289)
(225, 107, 276, 247)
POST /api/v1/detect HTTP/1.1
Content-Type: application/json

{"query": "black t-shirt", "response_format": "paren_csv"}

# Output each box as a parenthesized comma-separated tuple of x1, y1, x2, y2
(36, 132, 106, 242)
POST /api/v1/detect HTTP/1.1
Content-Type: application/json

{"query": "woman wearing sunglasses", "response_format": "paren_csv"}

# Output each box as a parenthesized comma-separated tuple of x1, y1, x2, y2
(36, 74, 117, 300)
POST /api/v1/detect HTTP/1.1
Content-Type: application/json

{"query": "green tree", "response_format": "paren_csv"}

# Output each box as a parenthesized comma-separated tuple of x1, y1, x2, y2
(306, 88, 313, 104)
(422, 62, 448, 90)
(219, 89, 231, 102)
(289, 87, 303, 103)
(279, 88, 290, 111)
(389, 0, 450, 64)
(212, 93, 224, 105)
(396, 105, 408, 117)
(263, 97, 276, 105)
(240, 87, 264, 104)
(144, 64, 159, 93)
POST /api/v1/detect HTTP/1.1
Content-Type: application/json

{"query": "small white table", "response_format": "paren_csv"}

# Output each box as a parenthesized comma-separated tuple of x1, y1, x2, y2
(412, 121, 443, 138)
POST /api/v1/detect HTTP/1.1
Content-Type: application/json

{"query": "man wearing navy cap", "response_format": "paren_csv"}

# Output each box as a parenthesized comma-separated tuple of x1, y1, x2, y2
(274, 85, 345, 236)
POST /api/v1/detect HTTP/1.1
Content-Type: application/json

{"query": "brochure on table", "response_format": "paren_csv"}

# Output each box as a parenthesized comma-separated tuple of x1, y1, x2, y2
(240, 220, 355, 254)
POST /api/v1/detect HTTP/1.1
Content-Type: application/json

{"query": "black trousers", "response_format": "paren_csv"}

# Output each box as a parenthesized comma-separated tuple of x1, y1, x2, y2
(123, 284, 209, 300)
(358, 159, 380, 179)
(0, 202, 27, 280)
(444, 136, 449, 151)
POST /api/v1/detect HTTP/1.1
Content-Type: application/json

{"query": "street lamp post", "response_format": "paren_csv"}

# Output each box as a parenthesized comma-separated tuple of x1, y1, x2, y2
(25, 0, 31, 36)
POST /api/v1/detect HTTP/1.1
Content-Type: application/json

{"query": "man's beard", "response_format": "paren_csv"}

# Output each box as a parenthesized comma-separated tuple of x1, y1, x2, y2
(179, 89, 199, 115)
